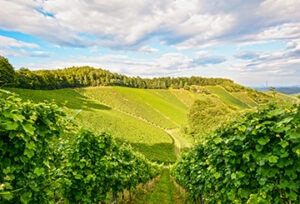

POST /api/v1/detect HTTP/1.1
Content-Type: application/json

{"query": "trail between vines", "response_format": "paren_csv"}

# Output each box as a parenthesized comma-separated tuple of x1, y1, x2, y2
(134, 168, 187, 204)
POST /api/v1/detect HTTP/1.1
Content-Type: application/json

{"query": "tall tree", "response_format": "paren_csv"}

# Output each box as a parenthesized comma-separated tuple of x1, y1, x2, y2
(0, 56, 15, 87)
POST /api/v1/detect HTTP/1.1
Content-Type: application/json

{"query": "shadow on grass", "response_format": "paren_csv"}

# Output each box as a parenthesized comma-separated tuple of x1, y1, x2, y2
(59, 91, 111, 111)
(4, 88, 111, 111)
(131, 142, 177, 164)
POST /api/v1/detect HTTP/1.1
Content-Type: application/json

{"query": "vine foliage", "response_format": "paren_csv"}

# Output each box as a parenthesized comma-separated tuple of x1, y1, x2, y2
(0, 89, 160, 203)
(0, 89, 67, 203)
(172, 103, 300, 203)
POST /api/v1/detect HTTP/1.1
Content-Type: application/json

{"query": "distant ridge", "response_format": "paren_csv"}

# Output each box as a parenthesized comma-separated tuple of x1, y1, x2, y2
(254, 86, 300, 95)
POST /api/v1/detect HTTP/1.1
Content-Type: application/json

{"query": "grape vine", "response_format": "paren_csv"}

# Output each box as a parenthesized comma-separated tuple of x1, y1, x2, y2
(172, 103, 300, 203)
(0, 89, 160, 203)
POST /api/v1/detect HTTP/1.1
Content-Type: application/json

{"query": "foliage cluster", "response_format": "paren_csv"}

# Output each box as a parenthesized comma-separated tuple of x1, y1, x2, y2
(172, 104, 300, 203)
(61, 129, 160, 203)
(0, 89, 67, 202)
(0, 90, 160, 203)
(188, 97, 237, 139)
(0, 56, 15, 86)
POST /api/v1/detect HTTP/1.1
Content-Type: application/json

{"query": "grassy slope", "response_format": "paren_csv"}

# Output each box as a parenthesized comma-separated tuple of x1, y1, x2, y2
(6, 87, 191, 162)
(6, 86, 297, 163)
(205, 86, 249, 109)
(76, 87, 194, 158)
(76, 87, 188, 129)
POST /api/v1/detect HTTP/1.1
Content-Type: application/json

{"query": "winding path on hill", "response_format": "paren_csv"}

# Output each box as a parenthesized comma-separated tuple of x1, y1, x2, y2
(76, 88, 191, 157)
(117, 108, 191, 154)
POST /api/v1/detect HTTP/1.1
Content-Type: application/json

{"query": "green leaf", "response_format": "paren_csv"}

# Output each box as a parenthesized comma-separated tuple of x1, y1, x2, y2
(213, 172, 221, 179)
(258, 137, 270, 146)
(25, 141, 36, 150)
(287, 190, 298, 201)
(4, 120, 18, 130)
(258, 159, 266, 166)
(75, 174, 83, 179)
(34, 167, 45, 177)
(278, 140, 289, 148)
(0, 192, 14, 201)
(236, 171, 245, 179)
(289, 131, 300, 141)
(213, 137, 222, 144)
(279, 117, 293, 125)
(20, 191, 32, 204)
(259, 177, 267, 185)
(267, 109, 284, 118)
(22, 123, 35, 135)
(255, 144, 263, 152)
(24, 148, 35, 159)
(268, 155, 278, 164)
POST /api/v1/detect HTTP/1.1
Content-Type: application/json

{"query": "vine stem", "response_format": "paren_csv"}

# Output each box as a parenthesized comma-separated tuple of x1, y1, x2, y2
(0, 187, 24, 195)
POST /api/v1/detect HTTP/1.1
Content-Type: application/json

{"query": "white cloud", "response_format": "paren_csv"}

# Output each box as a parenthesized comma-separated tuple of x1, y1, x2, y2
(1, 0, 299, 49)
(137, 46, 159, 53)
(0, 35, 44, 57)
(1, 0, 300, 86)
(0, 35, 39, 49)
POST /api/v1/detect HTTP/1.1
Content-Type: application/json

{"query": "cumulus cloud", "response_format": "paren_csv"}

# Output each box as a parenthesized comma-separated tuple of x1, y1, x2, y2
(192, 51, 226, 65)
(286, 39, 300, 57)
(0, 35, 48, 57)
(232, 42, 300, 86)
(0, 35, 39, 49)
(234, 51, 261, 60)
(1, 0, 299, 49)
(1, 0, 300, 86)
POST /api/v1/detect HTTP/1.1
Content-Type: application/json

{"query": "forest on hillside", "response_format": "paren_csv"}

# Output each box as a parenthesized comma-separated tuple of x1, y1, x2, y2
(1, 56, 239, 90)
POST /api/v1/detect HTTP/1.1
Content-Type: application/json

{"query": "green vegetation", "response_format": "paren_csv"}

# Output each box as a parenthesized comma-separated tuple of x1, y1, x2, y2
(0, 89, 67, 203)
(0, 90, 160, 203)
(0, 56, 15, 87)
(188, 96, 237, 140)
(172, 104, 300, 203)
(6, 87, 190, 162)
(6, 82, 295, 162)
(10, 65, 233, 90)
(77, 86, 188, 129)
(205, 85, 249, 109)
(135, 168, 187, 204)
(2, 56, 300, 203)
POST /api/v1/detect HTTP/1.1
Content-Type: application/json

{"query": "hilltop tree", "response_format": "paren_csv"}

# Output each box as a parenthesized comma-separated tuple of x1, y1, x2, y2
(0, 56, 15, 87)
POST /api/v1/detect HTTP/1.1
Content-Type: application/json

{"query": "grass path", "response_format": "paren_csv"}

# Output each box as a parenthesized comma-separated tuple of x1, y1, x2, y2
(134, 168, 187, 204)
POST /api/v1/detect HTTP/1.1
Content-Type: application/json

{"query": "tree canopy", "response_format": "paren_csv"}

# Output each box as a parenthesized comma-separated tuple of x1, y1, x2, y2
(1, 56, 240, 90)
(0, 56, 15, 87)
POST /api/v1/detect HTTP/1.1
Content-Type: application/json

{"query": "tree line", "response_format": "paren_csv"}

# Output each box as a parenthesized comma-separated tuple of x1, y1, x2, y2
(0, 56, 234, 90)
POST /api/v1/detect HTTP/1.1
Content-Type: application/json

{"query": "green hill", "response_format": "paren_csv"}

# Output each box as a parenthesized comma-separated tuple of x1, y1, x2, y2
(6, 84, 298, 163)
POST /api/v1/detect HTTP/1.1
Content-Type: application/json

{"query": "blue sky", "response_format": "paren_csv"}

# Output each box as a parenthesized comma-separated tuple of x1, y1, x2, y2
(0, 0, 300, 87)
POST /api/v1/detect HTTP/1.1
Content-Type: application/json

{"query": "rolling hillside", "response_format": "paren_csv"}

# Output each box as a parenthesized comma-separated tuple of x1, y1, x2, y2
(6, 85, 298, 163)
